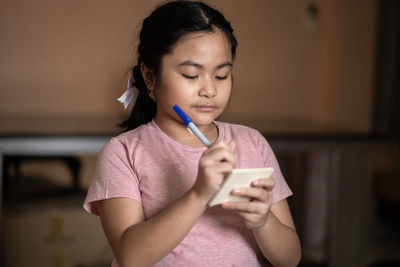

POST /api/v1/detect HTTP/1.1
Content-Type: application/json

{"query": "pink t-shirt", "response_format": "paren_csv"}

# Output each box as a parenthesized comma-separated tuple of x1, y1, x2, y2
(84, 120, 292, 267)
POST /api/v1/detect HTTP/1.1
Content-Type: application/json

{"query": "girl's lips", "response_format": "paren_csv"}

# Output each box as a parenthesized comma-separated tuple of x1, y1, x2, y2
(194, 105, 217, 112)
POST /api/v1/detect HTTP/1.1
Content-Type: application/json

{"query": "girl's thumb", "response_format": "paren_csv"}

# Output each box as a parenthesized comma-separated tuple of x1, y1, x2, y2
(229, 141, 236, 152)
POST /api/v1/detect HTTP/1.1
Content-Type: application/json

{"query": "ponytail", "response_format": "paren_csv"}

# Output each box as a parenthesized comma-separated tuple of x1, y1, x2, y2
(118, 64, 157, 132)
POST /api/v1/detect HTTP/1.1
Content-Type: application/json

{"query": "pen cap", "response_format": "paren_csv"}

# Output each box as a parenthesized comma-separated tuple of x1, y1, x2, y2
(173, 105, 192, 126)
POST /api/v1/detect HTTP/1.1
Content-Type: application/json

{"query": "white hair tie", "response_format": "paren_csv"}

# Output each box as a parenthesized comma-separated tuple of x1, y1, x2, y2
(117, 76, 139, 111)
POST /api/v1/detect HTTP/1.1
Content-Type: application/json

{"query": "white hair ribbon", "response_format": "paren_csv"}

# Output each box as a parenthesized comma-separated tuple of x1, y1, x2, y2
(117, 76, 139, 111)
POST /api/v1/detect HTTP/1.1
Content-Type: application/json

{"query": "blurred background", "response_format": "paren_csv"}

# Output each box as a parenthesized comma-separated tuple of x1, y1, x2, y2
(0, 0, 399, 266)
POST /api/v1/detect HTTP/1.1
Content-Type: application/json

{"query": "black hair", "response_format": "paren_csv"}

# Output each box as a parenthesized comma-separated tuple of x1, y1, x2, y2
(119, 0, 238, 132)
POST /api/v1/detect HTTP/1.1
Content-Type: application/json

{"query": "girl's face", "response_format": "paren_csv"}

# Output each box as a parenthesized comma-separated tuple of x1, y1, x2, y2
(153, 30, 233, 130)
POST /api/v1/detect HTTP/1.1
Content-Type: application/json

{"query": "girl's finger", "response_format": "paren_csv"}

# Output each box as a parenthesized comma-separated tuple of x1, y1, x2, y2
(202, 143, 236, 166)
(204, 162, 236, 178)
(222, 201, 271, 229)
(209, 140, 235, 155)
(252, 177, 275, 190)
(228, 140, 236, 152)
(222, 200, 269, 214)
(231, 186, 271, 203)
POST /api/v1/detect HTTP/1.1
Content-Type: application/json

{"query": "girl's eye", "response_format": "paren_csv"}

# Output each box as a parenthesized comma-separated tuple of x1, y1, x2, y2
(182, 74, 198, 80)
(216, 75, 228, 80)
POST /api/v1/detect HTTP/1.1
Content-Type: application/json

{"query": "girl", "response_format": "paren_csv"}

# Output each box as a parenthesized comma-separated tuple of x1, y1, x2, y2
(84, 1, 301, 266)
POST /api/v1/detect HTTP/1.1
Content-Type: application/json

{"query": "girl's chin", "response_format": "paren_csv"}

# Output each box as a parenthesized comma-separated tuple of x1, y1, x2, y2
(193, 116, 218, 126)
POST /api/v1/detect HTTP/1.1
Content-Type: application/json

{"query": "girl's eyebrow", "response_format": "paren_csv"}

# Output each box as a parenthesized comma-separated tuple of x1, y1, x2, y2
(178, 60, 232, 69)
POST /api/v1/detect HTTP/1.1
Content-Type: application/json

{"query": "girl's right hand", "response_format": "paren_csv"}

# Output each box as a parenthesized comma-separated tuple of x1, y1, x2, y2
(191, 140, 236, 204)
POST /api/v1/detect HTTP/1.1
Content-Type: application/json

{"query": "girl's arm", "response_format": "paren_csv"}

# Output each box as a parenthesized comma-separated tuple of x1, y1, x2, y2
(253, 200, 301, 266)
(98, 190, 207, 267)
(222, 179, 301, 266)
(97, 141, 236, 267)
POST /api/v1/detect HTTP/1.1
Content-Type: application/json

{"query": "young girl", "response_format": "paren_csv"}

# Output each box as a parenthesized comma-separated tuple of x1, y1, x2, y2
(84, 1, 301, 266)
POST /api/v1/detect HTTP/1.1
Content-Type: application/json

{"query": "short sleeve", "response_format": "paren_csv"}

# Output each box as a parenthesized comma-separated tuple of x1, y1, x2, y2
(83, 137, 142, 215)
(256, 132, 293, 203)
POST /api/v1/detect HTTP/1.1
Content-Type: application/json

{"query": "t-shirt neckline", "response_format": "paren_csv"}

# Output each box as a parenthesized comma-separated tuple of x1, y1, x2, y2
(149, 120, 225, 152)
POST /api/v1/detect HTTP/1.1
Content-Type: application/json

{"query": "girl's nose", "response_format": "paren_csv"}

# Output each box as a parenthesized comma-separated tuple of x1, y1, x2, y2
(199, 78, 216, 98)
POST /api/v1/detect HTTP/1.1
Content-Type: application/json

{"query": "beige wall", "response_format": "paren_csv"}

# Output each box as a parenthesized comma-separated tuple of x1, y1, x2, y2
(0, 0, 377, 134)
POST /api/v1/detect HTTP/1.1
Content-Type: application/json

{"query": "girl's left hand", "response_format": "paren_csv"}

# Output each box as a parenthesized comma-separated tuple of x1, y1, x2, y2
(221, 177, 275, 229)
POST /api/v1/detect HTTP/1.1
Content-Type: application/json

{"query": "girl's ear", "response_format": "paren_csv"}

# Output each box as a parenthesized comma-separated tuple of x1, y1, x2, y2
(141, 63, 156, 91)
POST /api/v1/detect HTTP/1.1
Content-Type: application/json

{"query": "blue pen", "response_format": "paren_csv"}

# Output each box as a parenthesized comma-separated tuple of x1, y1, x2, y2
(173, 105, 212, 147)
